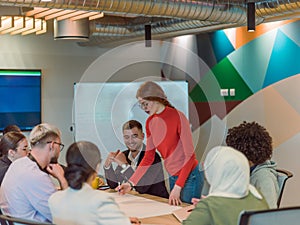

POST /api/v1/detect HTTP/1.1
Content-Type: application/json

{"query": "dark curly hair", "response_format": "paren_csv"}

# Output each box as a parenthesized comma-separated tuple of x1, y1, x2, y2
(226, 121, 273, 165)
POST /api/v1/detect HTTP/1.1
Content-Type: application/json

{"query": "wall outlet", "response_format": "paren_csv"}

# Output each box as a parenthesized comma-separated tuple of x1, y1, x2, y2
(220, 89, 228, 96)
(230, 88, 235, 96)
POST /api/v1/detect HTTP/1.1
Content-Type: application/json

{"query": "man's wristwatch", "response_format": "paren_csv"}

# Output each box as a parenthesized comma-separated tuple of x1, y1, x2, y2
(128, 181, 135, 191)
(121, 163, 128, 169)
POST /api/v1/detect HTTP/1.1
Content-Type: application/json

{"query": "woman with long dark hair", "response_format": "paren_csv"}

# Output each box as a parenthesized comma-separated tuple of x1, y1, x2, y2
(0, 131, 29, 184)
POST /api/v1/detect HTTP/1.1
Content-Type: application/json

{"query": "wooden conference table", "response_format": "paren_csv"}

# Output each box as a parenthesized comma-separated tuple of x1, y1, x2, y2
(106, 189, 190, 225)
(139, 193, 188, 225)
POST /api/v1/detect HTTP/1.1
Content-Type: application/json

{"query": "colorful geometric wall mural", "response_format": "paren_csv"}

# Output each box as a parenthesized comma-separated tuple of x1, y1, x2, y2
(190, 19, 300, 127)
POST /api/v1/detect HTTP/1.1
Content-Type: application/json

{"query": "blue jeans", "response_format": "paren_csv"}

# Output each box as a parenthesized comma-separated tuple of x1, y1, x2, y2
(169, 164, 204, 204)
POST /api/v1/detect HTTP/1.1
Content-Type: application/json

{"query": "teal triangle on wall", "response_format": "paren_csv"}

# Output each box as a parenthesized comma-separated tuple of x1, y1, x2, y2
(280, 20, 300, 47)
(228, 30, 276, 93)
(264, 29, 300, 87)
(210, 31, 235, 63)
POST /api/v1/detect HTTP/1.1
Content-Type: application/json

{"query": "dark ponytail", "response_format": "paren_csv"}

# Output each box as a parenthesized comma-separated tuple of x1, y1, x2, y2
(65, 141, 101, 190)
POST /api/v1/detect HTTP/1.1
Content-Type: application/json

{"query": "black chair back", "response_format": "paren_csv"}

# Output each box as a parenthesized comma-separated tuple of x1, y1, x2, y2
(276, 168, 293, 207)
(0, 215, 55, 225)
(238, 206, 300, 225)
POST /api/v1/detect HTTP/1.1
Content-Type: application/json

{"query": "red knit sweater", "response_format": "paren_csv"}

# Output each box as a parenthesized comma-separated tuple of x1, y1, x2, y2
(130, 106, 198, 187)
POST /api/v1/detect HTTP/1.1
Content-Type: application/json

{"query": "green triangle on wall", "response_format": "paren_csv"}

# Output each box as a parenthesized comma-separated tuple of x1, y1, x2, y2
(190, 58, 253, 102)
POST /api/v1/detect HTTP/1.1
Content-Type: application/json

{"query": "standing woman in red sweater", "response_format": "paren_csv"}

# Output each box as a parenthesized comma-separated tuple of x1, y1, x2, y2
(119, 81, 203, 205)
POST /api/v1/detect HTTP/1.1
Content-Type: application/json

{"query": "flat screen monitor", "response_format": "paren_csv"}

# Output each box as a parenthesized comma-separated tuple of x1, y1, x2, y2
(0, 69, 41, 132)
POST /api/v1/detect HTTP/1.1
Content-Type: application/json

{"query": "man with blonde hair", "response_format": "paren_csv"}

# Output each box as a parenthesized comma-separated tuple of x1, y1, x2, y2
(0, 123, 67, 223)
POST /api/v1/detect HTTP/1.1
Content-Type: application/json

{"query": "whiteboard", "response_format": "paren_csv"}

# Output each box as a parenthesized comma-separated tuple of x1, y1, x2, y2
(73, 81, 188, 174)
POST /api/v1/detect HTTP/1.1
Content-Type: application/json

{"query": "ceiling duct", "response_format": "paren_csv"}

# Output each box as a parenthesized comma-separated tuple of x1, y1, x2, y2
(54, 18, 89, 41)
(0, 6, 32, 16)
(0, 1, 248, 22)
(0, 0, 299, 46)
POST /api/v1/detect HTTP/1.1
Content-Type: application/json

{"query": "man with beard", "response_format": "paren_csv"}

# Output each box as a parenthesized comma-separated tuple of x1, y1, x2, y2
(104, 120, 169, 198)
(0, 123, 67, 223)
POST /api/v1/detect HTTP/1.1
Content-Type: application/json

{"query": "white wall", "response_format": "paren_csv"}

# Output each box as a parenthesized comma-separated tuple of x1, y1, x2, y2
(0, 29, 107, 164)
(0, 29, 163, 166)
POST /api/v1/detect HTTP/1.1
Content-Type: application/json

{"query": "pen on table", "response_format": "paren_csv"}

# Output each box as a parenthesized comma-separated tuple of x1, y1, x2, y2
(118, 182, 121, 192)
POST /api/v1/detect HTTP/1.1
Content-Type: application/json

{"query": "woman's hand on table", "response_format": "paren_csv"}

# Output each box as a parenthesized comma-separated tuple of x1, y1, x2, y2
(169, 184, 182, 206)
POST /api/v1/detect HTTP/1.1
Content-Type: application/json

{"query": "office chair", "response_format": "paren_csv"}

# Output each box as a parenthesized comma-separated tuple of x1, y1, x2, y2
(238, 206, 300, 225)
(0, 215, 55, 225)
(276, 168, 293, 207)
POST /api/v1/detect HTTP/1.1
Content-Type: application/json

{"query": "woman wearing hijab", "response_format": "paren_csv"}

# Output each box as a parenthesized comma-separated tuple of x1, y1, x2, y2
(183, 146, 269, 225)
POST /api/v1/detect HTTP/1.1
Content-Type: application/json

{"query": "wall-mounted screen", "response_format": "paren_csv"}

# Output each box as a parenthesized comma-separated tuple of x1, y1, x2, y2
(0, 69, 41, 132)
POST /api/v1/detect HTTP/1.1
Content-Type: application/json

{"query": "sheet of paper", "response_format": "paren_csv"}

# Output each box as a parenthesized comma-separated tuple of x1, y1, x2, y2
(108, 192, 182, 218)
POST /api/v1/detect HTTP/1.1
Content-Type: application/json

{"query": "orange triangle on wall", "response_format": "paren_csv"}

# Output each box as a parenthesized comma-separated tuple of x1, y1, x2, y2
(235, 19, 296, 49)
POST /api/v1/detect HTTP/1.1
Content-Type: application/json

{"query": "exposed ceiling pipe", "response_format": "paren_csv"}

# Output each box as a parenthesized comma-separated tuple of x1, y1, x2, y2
(81, 22, 241, 47)
(91, 18, 224, 37)
(0, 0, 299, 47)
(82, 0, 299, 47)
(256, 0, 300, 22)
(79, 17, 238, 47)
(256, 0, 300, 17)
(0, 0, 247, 23)
(0, 0, 298, 23)
(83, 0, 251, 46)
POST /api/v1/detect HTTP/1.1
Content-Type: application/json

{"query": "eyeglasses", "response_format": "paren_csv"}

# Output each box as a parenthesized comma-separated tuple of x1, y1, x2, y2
(46, 141, 64, 152)
(138, 101, 149, 110)
(16, 146, 30, 152)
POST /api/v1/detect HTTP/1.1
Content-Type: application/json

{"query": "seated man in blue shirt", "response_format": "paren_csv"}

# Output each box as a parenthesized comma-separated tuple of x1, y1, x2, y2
(0, 123, 68, 222)
(104, 120, 169, 198)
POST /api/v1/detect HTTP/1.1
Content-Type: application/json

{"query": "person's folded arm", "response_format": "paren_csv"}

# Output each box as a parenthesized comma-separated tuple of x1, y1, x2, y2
(104, 166, 120, 189)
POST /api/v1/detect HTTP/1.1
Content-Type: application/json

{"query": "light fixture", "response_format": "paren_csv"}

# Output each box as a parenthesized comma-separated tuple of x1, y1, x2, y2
(145, 24, 151, 47)
(247, 2, 256, 32)
(0, 16, 46, 35)
(54, 18, 89, 41)
(25, 7, 104, 21)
